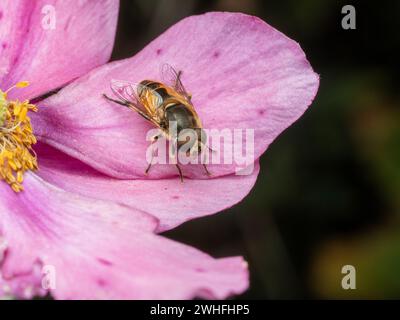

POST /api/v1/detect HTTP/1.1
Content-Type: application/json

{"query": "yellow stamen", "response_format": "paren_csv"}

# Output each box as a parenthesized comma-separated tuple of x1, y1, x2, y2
(0, 82, 38, 192)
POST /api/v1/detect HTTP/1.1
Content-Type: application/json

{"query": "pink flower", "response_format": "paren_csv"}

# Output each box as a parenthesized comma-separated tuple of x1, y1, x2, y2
(0, 0, 319, 299)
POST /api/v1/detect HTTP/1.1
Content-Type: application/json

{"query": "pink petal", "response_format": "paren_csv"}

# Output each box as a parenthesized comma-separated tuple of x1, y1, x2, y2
(0, 257, 47, 299)
(32, 12, 319, 179)
(35, 143, 259, 232)
(0, 0, 119, 100)
(0, 174, 248, 299)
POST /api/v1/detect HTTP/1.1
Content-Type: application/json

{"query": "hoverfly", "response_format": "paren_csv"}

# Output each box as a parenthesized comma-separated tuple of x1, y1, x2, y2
(103, 64, 211, 182)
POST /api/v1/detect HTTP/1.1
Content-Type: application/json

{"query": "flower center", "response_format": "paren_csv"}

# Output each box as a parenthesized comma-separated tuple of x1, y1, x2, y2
(0, 82, 38, 192)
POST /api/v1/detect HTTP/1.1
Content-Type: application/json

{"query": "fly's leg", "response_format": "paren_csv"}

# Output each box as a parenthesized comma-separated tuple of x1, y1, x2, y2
(175, 71, 183, 87)
(203, 164, 212, 177)
(146, 135, 184, 183)
(145, 161, 152, 175)
(103, 94, 157, 125)
(175, 164, 184, 183)
(199, 142, 213, 177)
(174, 70, 192, 101)
(145, 134, 161, 175)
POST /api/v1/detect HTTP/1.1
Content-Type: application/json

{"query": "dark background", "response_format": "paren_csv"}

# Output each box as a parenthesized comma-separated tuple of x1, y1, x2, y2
(111, 0, 400, 299)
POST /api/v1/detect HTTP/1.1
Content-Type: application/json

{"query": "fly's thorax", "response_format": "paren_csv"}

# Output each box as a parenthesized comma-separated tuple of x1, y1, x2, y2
(138, 80, 169, 101)
(137, 80, 166, 112)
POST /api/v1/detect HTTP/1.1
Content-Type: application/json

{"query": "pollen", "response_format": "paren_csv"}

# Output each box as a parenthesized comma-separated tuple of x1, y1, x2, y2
(0, 82, 38, 192)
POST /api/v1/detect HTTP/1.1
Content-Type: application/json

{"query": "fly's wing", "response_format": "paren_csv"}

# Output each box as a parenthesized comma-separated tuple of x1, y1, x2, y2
(110, 80, 143, 107)
(109, 80, 160, 126)
(160, 63, 192, 102)
(160, 63, 202, 124)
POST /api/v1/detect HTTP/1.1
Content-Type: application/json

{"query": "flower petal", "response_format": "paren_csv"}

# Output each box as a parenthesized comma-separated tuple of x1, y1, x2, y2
(34, 143, 259, 232)
(32, 12, 319, 179)
(0, 174, 248, 299)
(0, 256, 46, 299)
(0, 0, 119, 100)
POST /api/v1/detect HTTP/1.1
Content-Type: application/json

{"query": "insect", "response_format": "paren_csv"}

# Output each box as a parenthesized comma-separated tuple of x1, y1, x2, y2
(103, 64, 211, 182)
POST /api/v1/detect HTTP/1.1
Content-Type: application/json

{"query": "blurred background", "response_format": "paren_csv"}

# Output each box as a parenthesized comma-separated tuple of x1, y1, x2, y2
(111, 0, 400, 299)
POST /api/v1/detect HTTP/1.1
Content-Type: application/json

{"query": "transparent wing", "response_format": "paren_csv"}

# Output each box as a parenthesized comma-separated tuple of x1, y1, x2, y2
(160, 63, 191, 101)
(110, 80, 163, 115)
(107, 80, 161, 125)
(110, 80, 143, 107)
